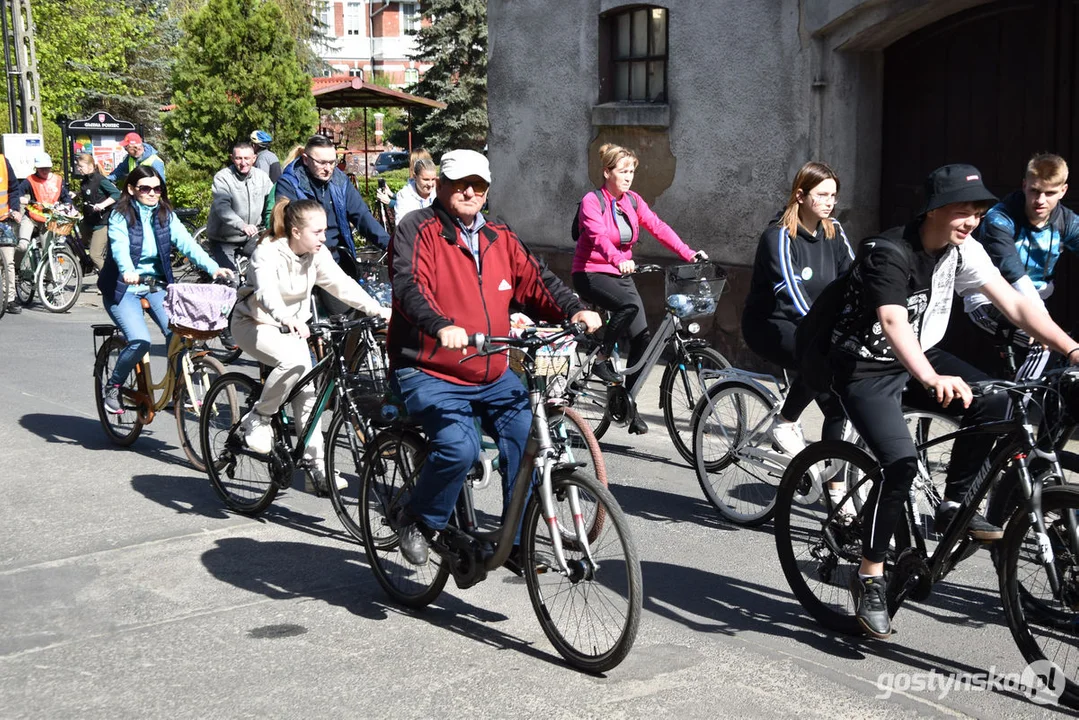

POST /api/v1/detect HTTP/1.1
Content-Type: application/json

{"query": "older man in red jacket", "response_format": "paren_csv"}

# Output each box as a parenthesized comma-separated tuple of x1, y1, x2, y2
(387, 149, 601, 566)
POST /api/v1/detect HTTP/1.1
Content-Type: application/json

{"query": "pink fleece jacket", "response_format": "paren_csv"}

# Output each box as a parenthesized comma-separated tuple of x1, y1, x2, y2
(571, 186, 695, 274)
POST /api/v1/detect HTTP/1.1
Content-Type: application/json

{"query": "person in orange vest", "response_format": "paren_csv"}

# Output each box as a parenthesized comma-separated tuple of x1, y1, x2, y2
(15, 152, 73, 255)
(0, 152, 24, 314)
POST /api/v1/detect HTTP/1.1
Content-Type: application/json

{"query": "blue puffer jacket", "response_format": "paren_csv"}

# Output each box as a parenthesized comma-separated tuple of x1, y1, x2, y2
(275, 159, 389, 254)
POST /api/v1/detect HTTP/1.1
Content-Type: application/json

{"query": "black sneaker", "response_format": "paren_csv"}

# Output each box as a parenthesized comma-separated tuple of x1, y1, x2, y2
(102, 384, 124, 415)
(503, 545, 523, 577)
(6, 302, 21, 315)
(849, 573, 891, 639)
(628, 414, 649, 435)
(934, 504, 1003, 542)
(398, 521, 430, 566)
(592, 360, 622, 385)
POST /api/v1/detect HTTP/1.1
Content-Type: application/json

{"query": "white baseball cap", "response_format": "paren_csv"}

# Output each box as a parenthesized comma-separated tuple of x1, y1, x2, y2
(32, 152, 53, 168)
(439, 149, 491, 183)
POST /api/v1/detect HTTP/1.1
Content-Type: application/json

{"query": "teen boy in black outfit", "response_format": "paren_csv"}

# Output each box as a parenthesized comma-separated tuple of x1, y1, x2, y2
(828, 164, 1079, 639)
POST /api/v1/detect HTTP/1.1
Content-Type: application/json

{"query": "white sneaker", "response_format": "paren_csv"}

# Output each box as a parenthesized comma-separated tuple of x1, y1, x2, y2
(301, 459, 345, 493)
(827, 486, 858, 522)
(771, 418, 807, 457)
(240, 411, 274, 454)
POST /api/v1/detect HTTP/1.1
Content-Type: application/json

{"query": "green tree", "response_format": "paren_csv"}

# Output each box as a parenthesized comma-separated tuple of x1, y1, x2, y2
(164, 0, 318, 173)
(409, 0, 488, 151)
(33, 0, 141, 122)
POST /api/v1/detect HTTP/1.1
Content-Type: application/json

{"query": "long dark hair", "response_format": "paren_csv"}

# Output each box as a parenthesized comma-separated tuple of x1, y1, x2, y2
(115, 166, 172, 227)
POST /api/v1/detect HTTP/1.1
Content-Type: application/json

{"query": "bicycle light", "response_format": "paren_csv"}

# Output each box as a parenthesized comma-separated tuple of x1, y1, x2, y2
(687, 322, 701, 335)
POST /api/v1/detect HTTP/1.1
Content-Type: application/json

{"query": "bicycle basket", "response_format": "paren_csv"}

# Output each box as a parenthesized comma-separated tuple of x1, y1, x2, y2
(508, 325, 576, 377)
(46, 217, 76, 236)
(664, 261, 727, 320)
(165, 283, 237, 338)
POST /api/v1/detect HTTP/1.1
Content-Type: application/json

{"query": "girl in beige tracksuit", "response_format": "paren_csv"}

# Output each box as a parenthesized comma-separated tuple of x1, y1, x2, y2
(231, 198, 390, 492)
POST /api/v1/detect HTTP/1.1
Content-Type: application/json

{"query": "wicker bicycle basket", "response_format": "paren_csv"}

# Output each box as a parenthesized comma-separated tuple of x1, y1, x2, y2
(508, 325, 576, 378)
(46, 218, 77, 236)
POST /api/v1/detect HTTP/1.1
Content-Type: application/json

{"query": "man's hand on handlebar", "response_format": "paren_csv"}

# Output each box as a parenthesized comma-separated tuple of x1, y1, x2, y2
(212, 268, 235, 282)
(922, 373, 972, 409)
(438, 324, 469, 353)
(618, 260, 636, 275)
(283, 317, 310, 339)
(570, 310, 603, 334)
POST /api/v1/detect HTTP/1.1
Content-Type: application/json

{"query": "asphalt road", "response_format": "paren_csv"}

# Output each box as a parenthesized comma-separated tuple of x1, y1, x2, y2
(0, 293, 1075, 719)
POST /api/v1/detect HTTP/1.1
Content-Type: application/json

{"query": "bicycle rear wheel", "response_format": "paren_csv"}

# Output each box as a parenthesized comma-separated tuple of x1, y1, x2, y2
(200, 372, 278, 514)
(999, 485, 1079, 708)
(174, 353, 227, 472)
(325, 409, 372, 544)
(522, 469, 642, 672)
(548, 405, 608, 540)
(93, 334, 144, 445)
(693, 380, 781, 526)
(360, 429, 449, 607)
(35, 248, 82, 313)
(774, 440, 882, 635)
(567, 346, 611, 439)
(660, 345, 730, 465)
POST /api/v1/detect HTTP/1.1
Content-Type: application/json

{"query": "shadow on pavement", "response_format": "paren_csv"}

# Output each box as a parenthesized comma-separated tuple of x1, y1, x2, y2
(130, 472, 357, 544)
(19, 412, 190, 467)
(611, 482, 740, 531)
(642, 559, 1043, 707)
(201, 536, 567, 667)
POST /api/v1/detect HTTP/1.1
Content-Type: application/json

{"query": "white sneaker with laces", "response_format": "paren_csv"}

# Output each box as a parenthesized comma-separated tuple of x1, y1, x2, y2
(771, 418, 807, 457)
(240, 411, 274, 454)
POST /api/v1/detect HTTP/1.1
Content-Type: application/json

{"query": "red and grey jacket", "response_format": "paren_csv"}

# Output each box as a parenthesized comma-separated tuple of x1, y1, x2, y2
(388, 200, 586, 385)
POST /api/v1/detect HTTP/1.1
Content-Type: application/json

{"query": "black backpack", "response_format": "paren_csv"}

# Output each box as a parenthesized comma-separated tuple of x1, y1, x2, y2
(794, 236, 912, 392)
(571, 188, 638, 242)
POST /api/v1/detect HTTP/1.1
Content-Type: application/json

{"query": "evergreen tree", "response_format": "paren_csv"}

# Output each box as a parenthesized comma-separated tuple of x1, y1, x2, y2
(409, 0, 488, 152)
(164, 0, 318, 173)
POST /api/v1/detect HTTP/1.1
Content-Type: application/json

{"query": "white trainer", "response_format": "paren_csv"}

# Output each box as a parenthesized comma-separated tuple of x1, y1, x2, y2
(771, 418, 807, 457)
(240, 411, 274, 454)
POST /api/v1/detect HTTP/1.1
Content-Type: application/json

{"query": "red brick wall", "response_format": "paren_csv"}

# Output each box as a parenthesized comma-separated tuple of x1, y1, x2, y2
(334, 2, 343, 37)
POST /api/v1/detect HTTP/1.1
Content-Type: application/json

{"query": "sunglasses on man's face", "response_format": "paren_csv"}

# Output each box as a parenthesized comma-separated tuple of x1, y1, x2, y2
(135, 184, 162, 195)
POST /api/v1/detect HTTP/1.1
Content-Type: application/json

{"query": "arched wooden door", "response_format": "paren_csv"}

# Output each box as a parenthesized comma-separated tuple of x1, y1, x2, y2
(880, 0, 1079, 360)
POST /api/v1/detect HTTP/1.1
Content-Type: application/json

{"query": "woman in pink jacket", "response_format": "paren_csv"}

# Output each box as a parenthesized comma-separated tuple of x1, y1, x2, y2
(572, 143, 707, 434)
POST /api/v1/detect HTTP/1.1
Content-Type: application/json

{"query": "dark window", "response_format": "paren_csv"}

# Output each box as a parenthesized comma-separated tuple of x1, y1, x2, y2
(601, 6, 667, 103)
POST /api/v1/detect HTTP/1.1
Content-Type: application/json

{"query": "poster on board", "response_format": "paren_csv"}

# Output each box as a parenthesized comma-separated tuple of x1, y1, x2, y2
(2, 134, 45, 179)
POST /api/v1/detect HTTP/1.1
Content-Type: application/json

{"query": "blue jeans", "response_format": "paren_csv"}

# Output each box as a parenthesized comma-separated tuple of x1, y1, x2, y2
(392, 367, 532, 532)
(103, 288, 170, 386)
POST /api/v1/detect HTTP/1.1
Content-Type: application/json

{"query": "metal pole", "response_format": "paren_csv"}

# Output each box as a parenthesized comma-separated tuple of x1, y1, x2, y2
(0, 0, 17, 132)
(407, 109, 413, 154)
(363, 107, 369, 193)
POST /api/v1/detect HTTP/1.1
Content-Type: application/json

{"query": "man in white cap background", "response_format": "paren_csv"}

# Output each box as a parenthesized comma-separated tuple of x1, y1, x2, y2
(385, 148, 603, 569)
(816, 163, 1079, 641)
(108, 132, 165, 188)
(12, 153, 73, 294)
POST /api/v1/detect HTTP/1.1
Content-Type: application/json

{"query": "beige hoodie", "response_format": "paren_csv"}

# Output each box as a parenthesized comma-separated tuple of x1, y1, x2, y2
(233, 236, 386, 326)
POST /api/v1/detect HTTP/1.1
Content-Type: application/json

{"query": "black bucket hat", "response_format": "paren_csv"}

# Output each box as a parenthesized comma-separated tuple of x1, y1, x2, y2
(920, 164, 998, 216)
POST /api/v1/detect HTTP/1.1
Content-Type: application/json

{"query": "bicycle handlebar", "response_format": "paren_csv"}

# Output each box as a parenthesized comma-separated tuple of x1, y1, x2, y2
(466, 321, 586, 359)
(968, 365, 1079, 399)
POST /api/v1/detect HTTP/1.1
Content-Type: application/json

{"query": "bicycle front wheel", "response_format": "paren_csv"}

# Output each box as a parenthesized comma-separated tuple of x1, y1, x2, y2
(200, 372, 278, 515)
(660, 345, 730, 465)
(325, 409, 372, 544)
(15, 251, 34, 306)
(360, 429, 449, 607)
(93, 334, 144, 446)
(174, 353, 227, 472)
(523, 469, 642, 673)
(774, 440, 881, 635)
(548, 405, 608, 540)
(693, 380, 781, 526)
(567, 346, 611, 439)
(999, 485, 1079, 708)
(35, 248, 82, 313)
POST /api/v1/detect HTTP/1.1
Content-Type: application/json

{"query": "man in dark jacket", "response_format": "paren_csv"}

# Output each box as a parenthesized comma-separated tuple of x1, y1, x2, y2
(275, 135, 389, 314)
(387, 149, 602, 567)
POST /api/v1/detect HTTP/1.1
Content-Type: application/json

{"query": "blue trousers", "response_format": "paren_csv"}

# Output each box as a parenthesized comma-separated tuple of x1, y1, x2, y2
(392, 367, 532, 531)
(103, 288, 171, 386)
